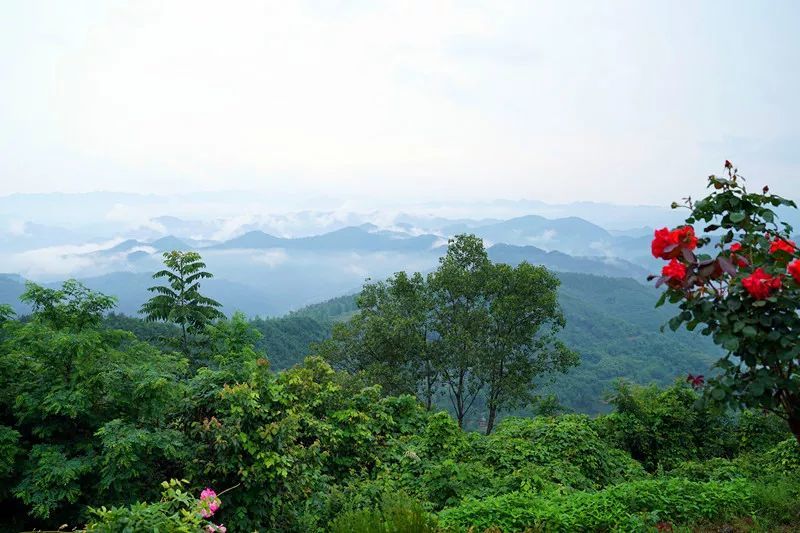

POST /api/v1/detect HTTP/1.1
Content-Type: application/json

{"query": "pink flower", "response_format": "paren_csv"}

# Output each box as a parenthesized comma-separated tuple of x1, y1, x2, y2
(205, 525, 227, 533)
(199, 488, 221, 518)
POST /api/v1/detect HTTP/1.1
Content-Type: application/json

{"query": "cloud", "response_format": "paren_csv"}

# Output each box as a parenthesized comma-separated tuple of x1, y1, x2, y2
(2, 238, 147, 281)
(527, 230, 557, 245)
(253, 249, 288, 268)
(6, 220, 29, 237)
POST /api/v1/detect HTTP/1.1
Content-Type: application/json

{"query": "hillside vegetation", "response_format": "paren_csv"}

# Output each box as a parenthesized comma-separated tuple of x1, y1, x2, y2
(1, 292, 797, 531)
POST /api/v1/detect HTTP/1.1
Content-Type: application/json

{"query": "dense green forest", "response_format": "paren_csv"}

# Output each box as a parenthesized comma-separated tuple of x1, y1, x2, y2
(2, 224, 800, 531)
(1, 281, 798, 531)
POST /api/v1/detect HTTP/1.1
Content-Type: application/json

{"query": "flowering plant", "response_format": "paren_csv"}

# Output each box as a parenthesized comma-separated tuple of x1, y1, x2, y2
(650, 161, 800, 443)
(199, 488, 221, 518)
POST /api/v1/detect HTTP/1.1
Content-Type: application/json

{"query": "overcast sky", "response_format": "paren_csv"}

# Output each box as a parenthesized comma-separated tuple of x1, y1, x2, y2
(2, 0, 799, 205)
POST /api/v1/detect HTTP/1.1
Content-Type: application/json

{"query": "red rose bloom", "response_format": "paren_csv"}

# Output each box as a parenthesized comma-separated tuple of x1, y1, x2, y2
(662, 259, 687, 281)
(673, 226, 698, 250)
(651, 226, 697, 259)
(769, 238, 796, 256)
(789, 260, 800, 284)
(741, 268, 782, 300)
(729, 242, 747, 268)
(651, 227, 678, 259)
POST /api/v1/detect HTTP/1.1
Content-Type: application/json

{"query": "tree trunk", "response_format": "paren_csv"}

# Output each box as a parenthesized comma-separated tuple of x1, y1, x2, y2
(424, 363, 434, 410)
(181, 322, 188, 354)
(788, 414, 800, 446)
(455, 391, 465, 428)
(781, 393, 800, 446)
(485, 403, 497, 435)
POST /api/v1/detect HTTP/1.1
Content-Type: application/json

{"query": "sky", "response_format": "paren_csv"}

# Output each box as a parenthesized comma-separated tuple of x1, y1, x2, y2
(1, 0, 799, 206)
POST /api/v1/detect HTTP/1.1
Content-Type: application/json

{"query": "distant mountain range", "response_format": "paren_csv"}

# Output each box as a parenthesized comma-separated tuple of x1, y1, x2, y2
(207, 226, 442, 252)
(0, 232, 649, 318)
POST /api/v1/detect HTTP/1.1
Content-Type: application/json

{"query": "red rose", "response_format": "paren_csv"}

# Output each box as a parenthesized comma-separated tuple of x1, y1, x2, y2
(673, 226, 698, 250)
(662, 259, 687, 281)
(742, 268, 782, 300)
(769, 238, 796, 256)
(789, 260, 800, 284)
(651, 227, 679, 259)
(651, 226, 697, 260)
(729, 242, 747, 268)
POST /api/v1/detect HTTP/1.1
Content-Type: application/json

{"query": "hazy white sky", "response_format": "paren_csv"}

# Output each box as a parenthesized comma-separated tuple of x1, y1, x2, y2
(1, 0, 799, 205)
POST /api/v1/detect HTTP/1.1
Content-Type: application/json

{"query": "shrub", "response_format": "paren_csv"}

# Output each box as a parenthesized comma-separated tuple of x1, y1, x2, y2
(438, 478, 752, 532)
(734, 410, 790, 453)
(665, 458, 746, 482)
(763, 438, 800, 473)
(489, 415, 646, 488)
(328, 493, 437, 533)
(86, 480, 223, 533)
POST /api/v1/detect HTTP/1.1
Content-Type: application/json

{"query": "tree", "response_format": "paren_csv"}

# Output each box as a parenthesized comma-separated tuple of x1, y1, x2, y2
(428, 234, 493, 429)
(0, 282, 188, 528)
(21, 279, 116, 331)
(650, 161, 800, 443)
(313, 271, 438, 408)
(140, 251, 224, 353)
(318, 234, 576, 431)
(479, 261, 577, 434)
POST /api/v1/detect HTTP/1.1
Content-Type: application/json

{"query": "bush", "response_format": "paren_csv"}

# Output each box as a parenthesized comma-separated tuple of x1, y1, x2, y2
(763, 438, 800, 473)
(734, 410, 790, 453)
(329, 493, 437, 533)
(599, 380, 735, 472)
(665, 458, 746, 482)
(488, 415, 646, 488)
(438, 478, 752, 532)
(86, 480, 221, 533)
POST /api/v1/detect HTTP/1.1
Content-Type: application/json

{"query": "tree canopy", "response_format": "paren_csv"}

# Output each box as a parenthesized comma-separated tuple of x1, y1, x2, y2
(314, 234, 577, 432)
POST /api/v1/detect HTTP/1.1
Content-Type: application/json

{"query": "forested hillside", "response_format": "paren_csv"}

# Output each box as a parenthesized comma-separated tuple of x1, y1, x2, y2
(268, 271, 717, 414)
(2, 278, 798, 532)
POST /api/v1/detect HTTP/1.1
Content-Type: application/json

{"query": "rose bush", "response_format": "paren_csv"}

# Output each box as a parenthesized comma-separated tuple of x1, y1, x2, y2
(650, 161, 800, 443)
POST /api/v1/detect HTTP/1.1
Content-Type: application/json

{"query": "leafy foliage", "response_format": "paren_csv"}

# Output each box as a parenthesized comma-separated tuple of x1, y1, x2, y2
(438, 478, 754, 532)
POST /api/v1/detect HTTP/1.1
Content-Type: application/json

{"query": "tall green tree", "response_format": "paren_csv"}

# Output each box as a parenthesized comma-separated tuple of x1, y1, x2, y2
(428, 234, 493, 428)
(0, 282, 188, 529)
(479, 261, 577, 434)
(140, 251, 224, 353)
(21, 279, 117, 332)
